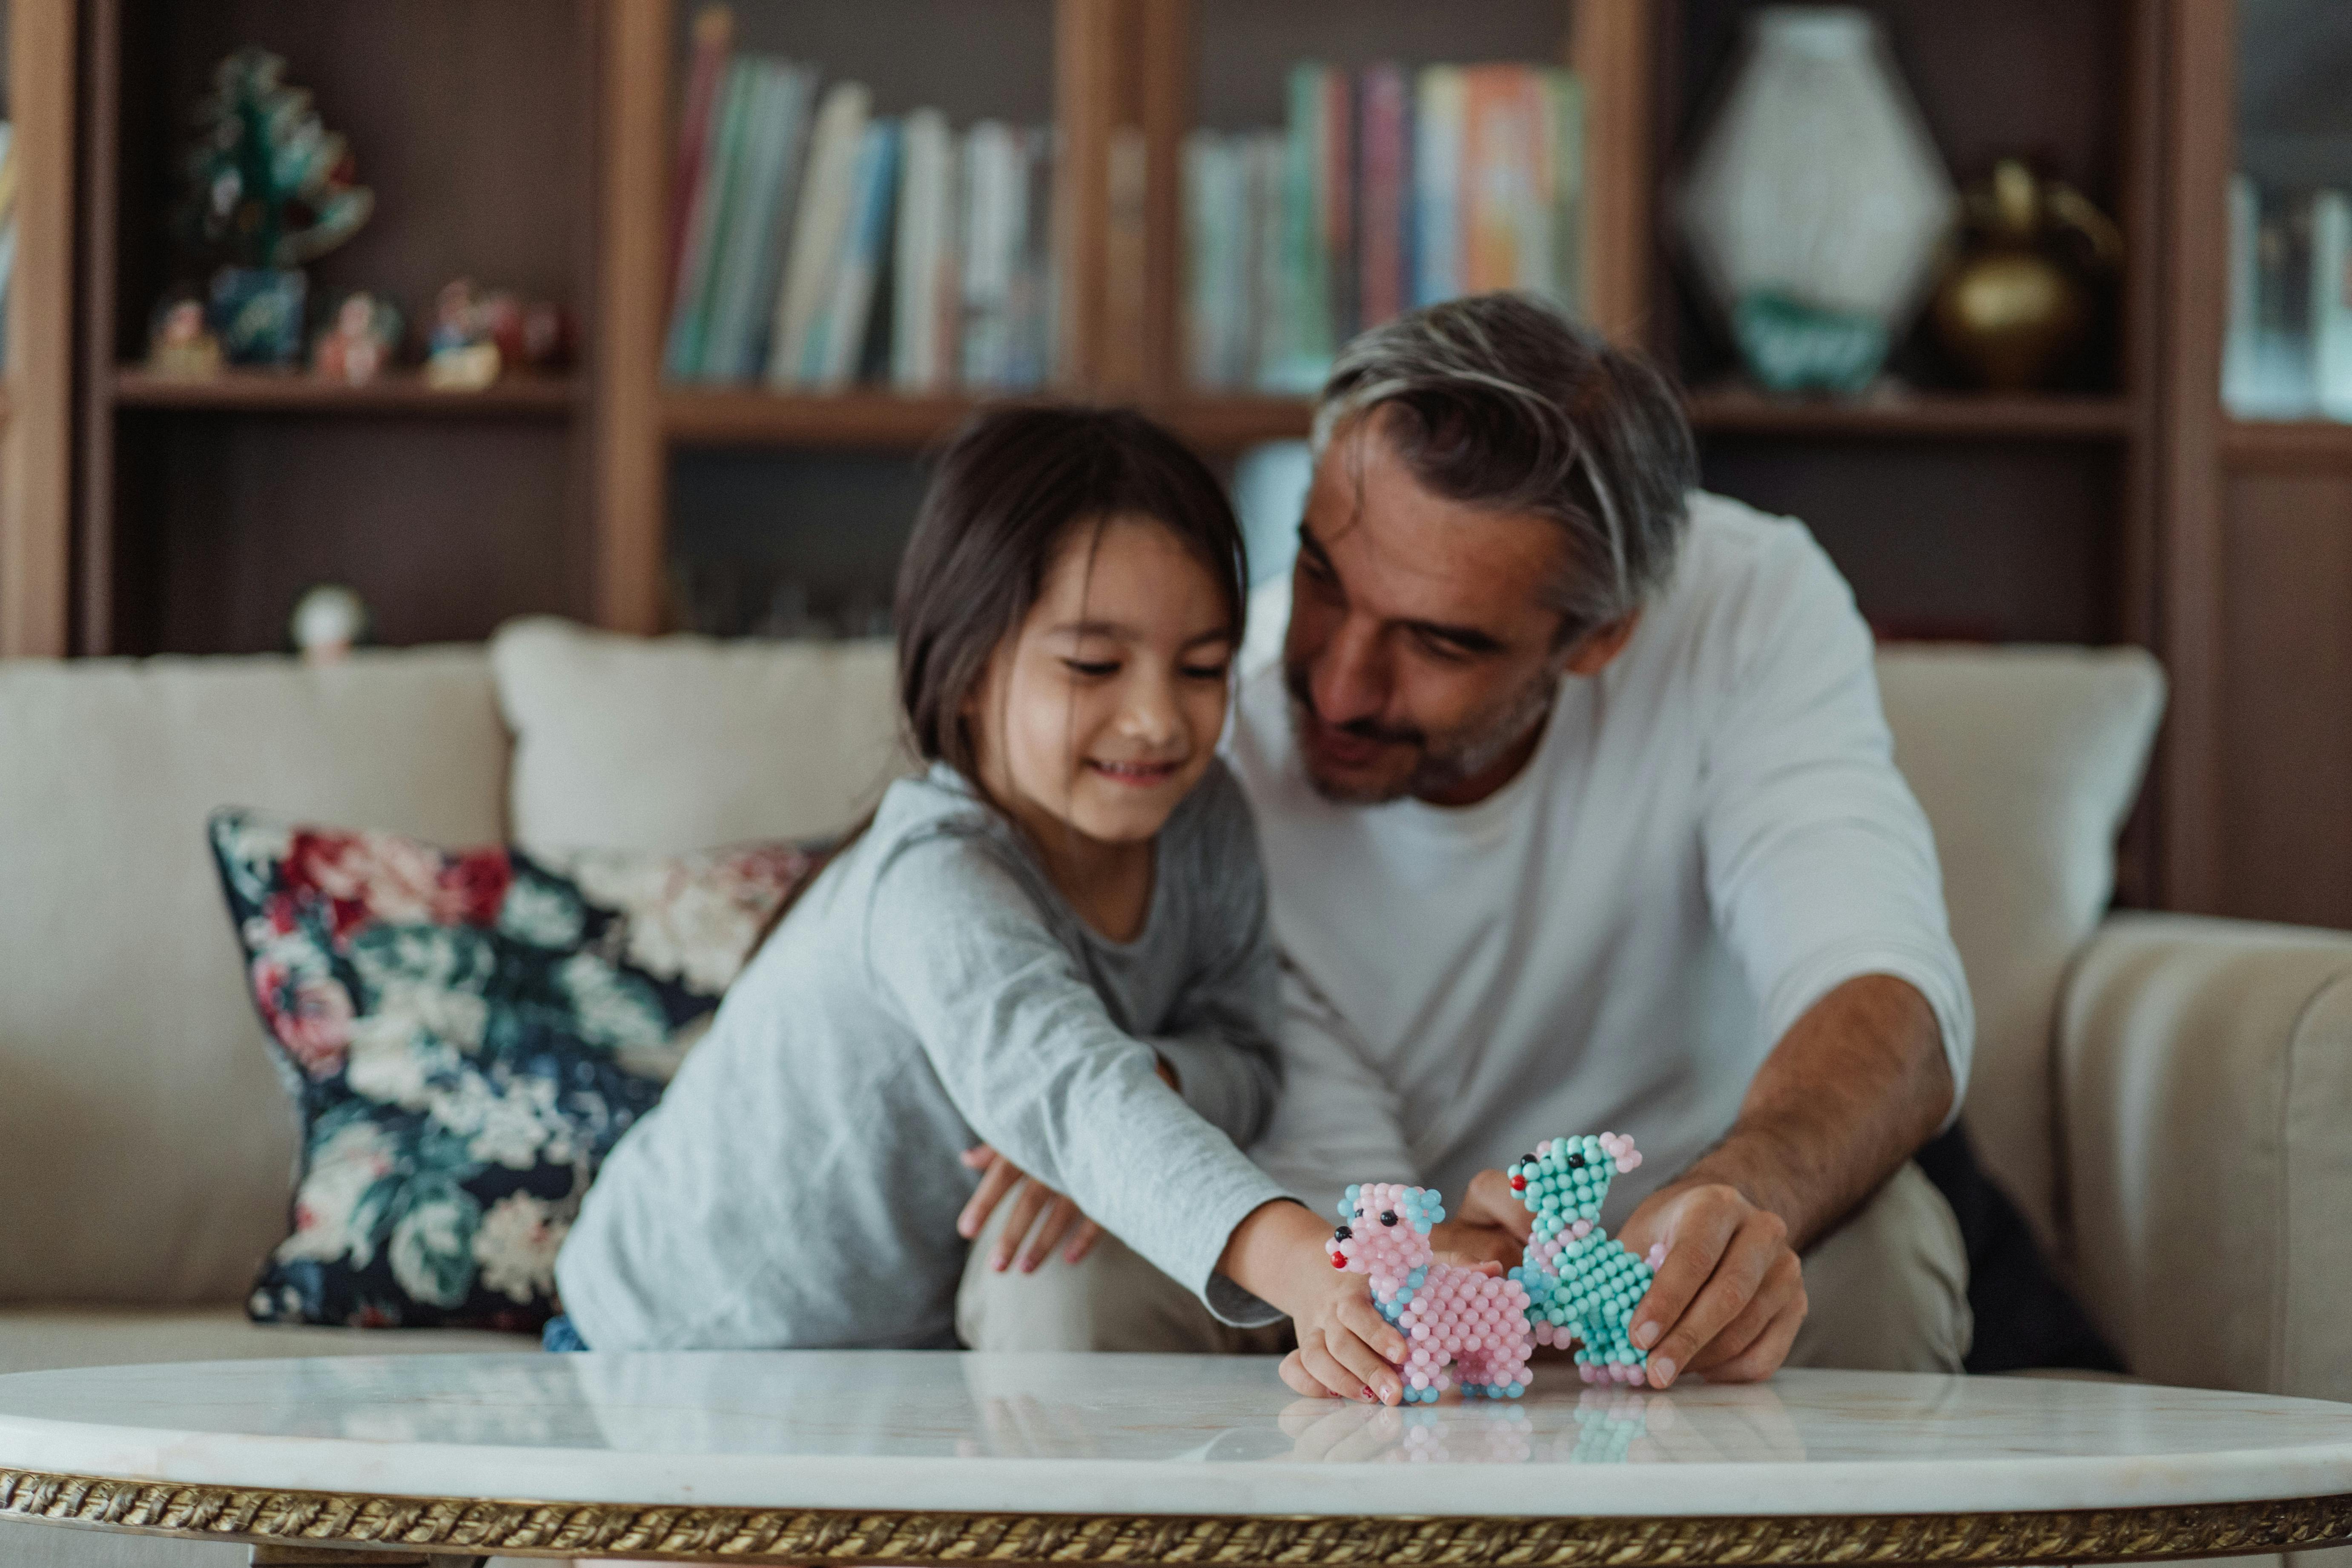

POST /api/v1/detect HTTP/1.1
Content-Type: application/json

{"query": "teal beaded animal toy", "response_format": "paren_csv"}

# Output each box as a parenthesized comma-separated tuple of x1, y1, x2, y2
(1506, 1132, 1666, 1385)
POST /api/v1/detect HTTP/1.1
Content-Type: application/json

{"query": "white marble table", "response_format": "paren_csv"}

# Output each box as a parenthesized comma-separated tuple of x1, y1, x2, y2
(1, 1353, 2349, 1566)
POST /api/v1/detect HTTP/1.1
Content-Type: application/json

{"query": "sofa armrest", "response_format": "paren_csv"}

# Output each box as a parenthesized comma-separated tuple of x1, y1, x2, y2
(2058, 911, 2352, 1400)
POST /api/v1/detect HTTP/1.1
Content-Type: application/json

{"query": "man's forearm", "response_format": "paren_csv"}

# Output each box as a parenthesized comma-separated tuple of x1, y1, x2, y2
(1672, 973, 1952, 1252)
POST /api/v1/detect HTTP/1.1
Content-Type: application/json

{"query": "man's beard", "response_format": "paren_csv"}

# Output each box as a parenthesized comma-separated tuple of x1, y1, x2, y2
(1283, 656, 1558, 805)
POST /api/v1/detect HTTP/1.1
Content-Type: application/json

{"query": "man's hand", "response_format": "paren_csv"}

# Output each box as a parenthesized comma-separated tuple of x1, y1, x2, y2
(1428, 1166, 1532, 1270)
(1616, 1180, 1806, 1389)
(955, 1145, 1104, 1273)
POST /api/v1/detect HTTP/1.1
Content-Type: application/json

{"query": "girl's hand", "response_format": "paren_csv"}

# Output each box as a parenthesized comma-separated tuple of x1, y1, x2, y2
(1219, 1199, 1409, 1404)
(957, 1145, 1104, 1271)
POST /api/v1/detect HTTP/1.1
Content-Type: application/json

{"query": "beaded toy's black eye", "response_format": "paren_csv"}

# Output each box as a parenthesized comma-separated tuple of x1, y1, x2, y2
(1379, 1210, 1398, 1226)
(1334, 1224, 1352, 1241)
(1567, 1152, 1587, 1168)
(1520, 1153, 1537, 1167)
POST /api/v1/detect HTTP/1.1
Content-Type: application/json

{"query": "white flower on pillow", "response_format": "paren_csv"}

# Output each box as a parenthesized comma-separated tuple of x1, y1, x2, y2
(389, 1187, 482, 1309)
(473, 1191, 571, 1303)
(345, 1025, 463, 1110)
(556, 951, 668, 1052)
(560, 848, 796, 993)
(497, 870, 586, 949)
(278, 1118, 399, 1267)
(428, 1072, 579, 1171)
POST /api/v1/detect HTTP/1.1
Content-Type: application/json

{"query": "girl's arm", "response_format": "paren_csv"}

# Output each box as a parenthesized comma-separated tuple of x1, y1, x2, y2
(868, 833, 1404, 1399)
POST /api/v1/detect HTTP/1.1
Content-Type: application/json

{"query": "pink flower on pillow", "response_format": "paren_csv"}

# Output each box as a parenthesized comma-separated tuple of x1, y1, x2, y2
(253, 957, 357, 1078)
(287, 828, 513, 932)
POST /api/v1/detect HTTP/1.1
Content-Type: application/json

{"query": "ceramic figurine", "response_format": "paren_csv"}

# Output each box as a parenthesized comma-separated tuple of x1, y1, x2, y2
(311, 291, 403, 385)
(1930, 159, 2122, 391)
(147, 292, 224, 378)
(289, 584, 370, 663)
(176, 48, 373, 367)
(425, 278, 505, 389)
(1676, 7, 1956, 394)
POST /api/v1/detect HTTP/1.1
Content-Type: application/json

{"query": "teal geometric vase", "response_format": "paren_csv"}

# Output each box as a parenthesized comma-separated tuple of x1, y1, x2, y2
(210, 267, 308, 367)
(1732, 291, 1888, 395)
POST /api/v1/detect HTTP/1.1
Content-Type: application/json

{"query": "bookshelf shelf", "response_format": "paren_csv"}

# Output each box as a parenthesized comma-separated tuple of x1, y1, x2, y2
(2218, 419, 2352, 466)
(1683, 387, 2138, 441)
(662, 388, 989, 448)
(1163, 396, 1315, 448)
(112, 368, 584, 416)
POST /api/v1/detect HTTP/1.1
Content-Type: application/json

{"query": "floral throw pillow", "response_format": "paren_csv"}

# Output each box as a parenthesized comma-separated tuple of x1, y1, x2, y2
(209, 810, 818, 1330)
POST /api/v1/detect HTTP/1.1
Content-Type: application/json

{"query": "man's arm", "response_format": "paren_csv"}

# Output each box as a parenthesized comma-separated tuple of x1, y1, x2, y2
(1613, 972, 1950, 1383)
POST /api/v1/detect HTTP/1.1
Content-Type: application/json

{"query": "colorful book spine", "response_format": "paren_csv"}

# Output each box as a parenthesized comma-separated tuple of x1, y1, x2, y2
(1320, 65, 1355, 347)
(1008, 126, 1058, 387)
(664, 58, 757, 379)
(2312, 189, 2352, 421)
(665, 6, 736, 315)
(768, 80, 872, 387)
(1413, 66, 1465, 307)
(1460, 65, 1546, 294)
(1263, 62, 1335, 393)
(699, 61, 810, 381)
(1357, 65, 1409, 332)
(1244, 131, 1285, 391)
(960, 120, 1020, 387)
(815, 118, 903, 390)
(1546, 69, 1586, 318)
(892, 108, 957, 390)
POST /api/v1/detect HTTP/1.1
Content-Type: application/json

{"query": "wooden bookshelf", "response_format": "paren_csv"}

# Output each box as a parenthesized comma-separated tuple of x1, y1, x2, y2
(112, 368, 584, 416)
(663, 389, 983, 449)
(0, 0, 2335, 921)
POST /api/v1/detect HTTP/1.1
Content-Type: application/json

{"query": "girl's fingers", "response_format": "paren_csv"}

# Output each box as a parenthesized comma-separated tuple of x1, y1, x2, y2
(1063, 1218, 1104, 1264)
(1018, 1195, 1082, 1271)
(1337, 1289, 1410, 1364)
(1296, 1338, 1371, 1402)
(1278, 1350, 1327, 1399)
(993, 1181, 1052, 1270)
(1326, 1324, 1402, 1405)
(956, 1157, 1022, 1240)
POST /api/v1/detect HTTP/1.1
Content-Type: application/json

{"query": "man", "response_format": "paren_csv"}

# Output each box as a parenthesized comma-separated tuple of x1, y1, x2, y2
(958, 293, 1971, 1386)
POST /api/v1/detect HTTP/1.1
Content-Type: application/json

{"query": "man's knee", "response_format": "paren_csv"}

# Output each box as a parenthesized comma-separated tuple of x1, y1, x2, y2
(954, 1206, 1235, 1353)
(1786, 1161, 1972, 1373)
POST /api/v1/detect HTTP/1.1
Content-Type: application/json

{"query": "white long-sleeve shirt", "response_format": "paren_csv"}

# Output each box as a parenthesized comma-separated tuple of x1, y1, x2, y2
(1228, 490, 1972, 1218)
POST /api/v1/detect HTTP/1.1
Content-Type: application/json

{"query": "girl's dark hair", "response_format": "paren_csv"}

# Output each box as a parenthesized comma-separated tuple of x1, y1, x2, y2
(895, 402, 1248, 778)
(746, 403, 1248, 955)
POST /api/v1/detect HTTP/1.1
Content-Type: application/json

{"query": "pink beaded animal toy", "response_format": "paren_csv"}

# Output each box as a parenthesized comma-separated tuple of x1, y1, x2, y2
(1327, 1182, 1535, 1402)
(1507, 1132, 1668, 1385)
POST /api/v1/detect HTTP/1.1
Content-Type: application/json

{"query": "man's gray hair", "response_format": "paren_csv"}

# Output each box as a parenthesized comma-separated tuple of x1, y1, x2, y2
(1312, 292, 1699, 639)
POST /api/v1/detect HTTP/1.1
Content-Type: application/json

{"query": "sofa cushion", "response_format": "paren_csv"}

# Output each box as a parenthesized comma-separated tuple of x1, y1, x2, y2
(0, 648, 509, 1306)
(209, 811, 815, 1329)
(1876, 645, 2164, 1257)
(491, 616, 906, 852)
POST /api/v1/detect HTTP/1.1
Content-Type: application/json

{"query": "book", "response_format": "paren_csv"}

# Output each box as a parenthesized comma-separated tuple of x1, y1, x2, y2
(892, 108, 958, 391)
(959, 120, 1021, 387)
(664, 58, 757, 379)
(1262, 63, 1338, 393)
(2313, 189, 2352, 421)
(1185, 131, 1252, 388)
(1008, 126, 1058, 387)
(1357, 65, 1409, 332)
(1412, 66, 1466, 307)
(1245, 131, 1287, 390)
(700, 59, 817, 381)
(665, 6, 736, 316)
(813, 118, 902, 390)
(1461, 65, 1550, 295)
(767, 80, 873, 387)
(2223, 173, 2262, 415)
(1546, 70, 1586, 318)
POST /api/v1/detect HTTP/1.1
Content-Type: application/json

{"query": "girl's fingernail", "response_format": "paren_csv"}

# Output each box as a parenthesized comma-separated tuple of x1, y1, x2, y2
(1064, 1246, 1084, 1263)
(1020, 1256, 1038, 1273)
(991, 1253, 1008, 1272)
(1361, 1385, 1375, 1401)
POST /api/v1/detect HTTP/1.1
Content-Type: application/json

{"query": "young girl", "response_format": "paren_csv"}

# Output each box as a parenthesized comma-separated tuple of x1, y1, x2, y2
(554, 406, 1409, 1404)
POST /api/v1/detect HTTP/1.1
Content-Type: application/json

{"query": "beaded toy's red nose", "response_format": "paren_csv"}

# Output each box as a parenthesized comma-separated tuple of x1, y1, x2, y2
(1509, 1174, 1526, 1190)
(1331, 1253, 1347, 1268)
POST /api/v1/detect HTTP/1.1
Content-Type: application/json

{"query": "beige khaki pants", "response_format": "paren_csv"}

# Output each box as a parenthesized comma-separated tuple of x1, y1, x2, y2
(956, 1161, 1971, 1373)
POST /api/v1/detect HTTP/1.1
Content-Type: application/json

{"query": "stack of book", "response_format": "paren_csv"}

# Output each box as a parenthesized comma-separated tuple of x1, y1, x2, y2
(1185, 62, 1584, 395)
(662, 7, 1057, 393)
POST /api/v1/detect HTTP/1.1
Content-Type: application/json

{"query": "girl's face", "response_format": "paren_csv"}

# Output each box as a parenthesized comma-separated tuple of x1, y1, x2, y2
(969, 514, 1236, 853)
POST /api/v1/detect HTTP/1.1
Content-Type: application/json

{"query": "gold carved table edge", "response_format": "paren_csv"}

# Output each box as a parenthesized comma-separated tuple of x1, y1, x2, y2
(4, 1467, 2351, 1568)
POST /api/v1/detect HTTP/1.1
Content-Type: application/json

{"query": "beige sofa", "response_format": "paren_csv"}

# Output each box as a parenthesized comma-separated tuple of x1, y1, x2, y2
(2, 619, 2348, 1568)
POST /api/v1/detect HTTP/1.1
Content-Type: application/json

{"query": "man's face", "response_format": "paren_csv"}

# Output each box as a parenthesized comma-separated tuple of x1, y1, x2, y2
(1283, 418, 1589, 806)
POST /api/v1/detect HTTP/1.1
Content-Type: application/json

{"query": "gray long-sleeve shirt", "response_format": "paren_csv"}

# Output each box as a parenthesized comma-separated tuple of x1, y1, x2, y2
(555, 759, 1289, 1350)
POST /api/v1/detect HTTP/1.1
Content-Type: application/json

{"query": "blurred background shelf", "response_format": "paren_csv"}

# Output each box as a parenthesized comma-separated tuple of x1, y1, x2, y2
(112, 368, 584, 416)
(663, 390, 982, 449)
(1681, 387, 2138, 440)
(2219, 419, 2352, 466)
